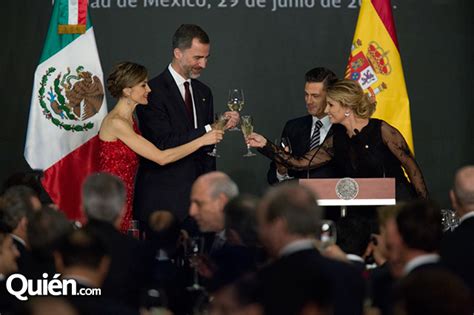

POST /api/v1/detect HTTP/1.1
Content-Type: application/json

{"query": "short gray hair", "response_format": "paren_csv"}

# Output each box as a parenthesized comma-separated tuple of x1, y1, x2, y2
(208, 173, 239, 200)
(260, 183, 322, 236)
(82, 173, 126, 223)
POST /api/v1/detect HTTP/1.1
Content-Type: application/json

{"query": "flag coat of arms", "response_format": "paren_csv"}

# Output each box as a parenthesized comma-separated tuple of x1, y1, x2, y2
(24, 0, 107, 220)
(346, 0, 414, 151)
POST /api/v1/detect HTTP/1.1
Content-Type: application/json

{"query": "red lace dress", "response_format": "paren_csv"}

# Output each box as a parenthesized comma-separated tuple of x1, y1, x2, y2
(98, 121, 140, 232)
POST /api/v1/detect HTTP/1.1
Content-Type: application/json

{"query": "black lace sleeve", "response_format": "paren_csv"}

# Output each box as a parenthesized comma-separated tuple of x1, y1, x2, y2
(380, 121, 428, 198)
(257, 135, 334, 171)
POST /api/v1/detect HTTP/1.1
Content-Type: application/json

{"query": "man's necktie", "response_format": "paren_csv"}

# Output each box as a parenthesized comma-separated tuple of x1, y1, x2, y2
(183, 81, 194, 120)
(309, 120, 323, 151)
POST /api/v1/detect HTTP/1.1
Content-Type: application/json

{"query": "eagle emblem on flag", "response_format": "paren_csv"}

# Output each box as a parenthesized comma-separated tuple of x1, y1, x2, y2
(38, 65, 104, 132)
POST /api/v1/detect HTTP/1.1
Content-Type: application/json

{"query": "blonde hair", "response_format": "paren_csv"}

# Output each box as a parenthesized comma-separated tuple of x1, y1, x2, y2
(327, 79, 376, 119)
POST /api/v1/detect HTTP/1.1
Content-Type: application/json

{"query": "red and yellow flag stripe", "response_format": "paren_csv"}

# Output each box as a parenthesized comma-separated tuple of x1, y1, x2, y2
(346, 0, 414, 151)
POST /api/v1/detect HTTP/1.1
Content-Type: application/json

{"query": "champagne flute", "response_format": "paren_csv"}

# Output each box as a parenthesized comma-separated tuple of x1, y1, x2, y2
(207, 112, 228, 158)
(280, 137, 292, 154)
(316, 220, 337, 250)
(241, 115, 256, 157)
(186, 236, 205, 291)
(227, 89, 244, 131)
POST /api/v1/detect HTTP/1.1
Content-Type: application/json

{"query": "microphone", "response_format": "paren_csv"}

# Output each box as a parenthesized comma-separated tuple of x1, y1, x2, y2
(306, 135, 326, 179)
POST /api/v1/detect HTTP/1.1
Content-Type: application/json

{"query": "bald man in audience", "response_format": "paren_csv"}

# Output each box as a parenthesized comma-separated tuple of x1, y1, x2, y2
(189, 171, 239, 254)
(441, 165, 474, 291)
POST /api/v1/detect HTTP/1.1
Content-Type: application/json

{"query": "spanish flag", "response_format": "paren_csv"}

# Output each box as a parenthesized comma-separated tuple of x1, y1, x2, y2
(346, 0, 414, 151)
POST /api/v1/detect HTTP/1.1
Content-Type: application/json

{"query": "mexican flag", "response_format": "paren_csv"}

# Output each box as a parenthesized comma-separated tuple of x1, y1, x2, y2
(346, 0, 414, 151)
(24, 0, 107, 220)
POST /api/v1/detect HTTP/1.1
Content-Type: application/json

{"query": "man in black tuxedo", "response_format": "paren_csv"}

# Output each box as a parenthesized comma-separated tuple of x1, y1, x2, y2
(256, 184, 365, 315)
(0, 185, 38, 273)
(385, 200, 444, 277)
(82, 173, 153, 309)
(189, 171, 239, 255)
(267, 67, 338, 184)
(371, 201, 445, 315)
(135, 24, 239, 225)
(55, 228, 138, 315)
(441, 165, 474, 291)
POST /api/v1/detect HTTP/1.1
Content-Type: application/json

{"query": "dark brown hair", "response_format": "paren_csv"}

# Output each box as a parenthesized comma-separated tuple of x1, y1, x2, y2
(107, 62, 147, 98)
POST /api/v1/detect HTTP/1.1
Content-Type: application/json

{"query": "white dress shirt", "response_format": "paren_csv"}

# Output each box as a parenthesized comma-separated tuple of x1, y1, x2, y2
(276, 115, 332, 181)
(403, 253, 440, 275)
(310, 115, 332, 145)
(279, 239, 316, 257)
(459, 211, 474, 224)
(168, 64, 211, 132)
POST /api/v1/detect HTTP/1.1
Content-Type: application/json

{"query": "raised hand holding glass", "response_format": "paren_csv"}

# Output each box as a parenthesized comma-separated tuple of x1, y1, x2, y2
(241, 115, 256, 157)
(227, 89, 244, 131)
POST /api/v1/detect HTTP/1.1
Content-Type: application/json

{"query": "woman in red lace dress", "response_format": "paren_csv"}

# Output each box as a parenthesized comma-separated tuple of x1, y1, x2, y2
(98, 62, 223, 232)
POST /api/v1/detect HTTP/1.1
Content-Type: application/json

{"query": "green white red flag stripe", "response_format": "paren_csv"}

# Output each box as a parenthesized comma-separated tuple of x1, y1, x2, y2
(58, 0, 88, 34)
(25, 0, 107, 220)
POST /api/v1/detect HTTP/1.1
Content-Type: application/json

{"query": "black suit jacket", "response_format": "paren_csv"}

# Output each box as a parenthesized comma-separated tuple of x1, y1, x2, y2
(86, 219, 154, 309)
(440, 216, 474, 291)
(258, 248, 365, 315)
(135, 68, 215, 221)
(267, 115, 337, 184)
(12, 236, 30, 274)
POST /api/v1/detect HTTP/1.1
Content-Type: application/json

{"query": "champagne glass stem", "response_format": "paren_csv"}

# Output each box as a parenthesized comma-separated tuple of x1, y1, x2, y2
(243, 144, 256, 157)
(207, 144, 220, 158)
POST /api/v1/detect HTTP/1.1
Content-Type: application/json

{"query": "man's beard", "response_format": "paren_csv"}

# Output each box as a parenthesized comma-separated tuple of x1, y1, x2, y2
(188, 67, 201, 79)
(181, 62, 202, 79)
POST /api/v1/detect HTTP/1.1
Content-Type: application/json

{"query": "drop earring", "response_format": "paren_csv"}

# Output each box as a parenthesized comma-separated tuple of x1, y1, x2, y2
(344, 112, 350, 117)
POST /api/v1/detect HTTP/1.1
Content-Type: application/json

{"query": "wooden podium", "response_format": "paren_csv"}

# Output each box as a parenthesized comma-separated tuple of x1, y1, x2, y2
(299, 178, 396, 216)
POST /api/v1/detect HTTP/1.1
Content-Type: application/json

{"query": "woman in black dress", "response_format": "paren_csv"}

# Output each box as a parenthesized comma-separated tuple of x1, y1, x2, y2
(247, 79, 427, 200)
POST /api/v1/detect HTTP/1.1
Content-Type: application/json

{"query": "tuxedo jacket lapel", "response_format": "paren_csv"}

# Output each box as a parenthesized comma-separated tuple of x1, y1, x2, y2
(192, 81, 207, 128)
(290, 115, 312, 155)
(163, 70, 194, 129)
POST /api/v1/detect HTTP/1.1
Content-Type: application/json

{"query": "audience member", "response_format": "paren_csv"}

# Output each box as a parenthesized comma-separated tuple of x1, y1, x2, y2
(367, 205, 401, 315)
(392, 269, 472, 315)
(2, 170, 52, 206)
(440, 165, 474, 291)
(256, 184, 365, 315)
(209, 274, 263, 315)
(335, 216, 372, 272)
(386, 200, 443, 277)
(55, 228, 138, 315)
(189, 171, 239, 253)
(208, 194, 264, 290)
(82, 172, 152, 309)
(0, 185, 44, 273)
(26, 207, 73, 279)
(147, 210, 188, 315)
